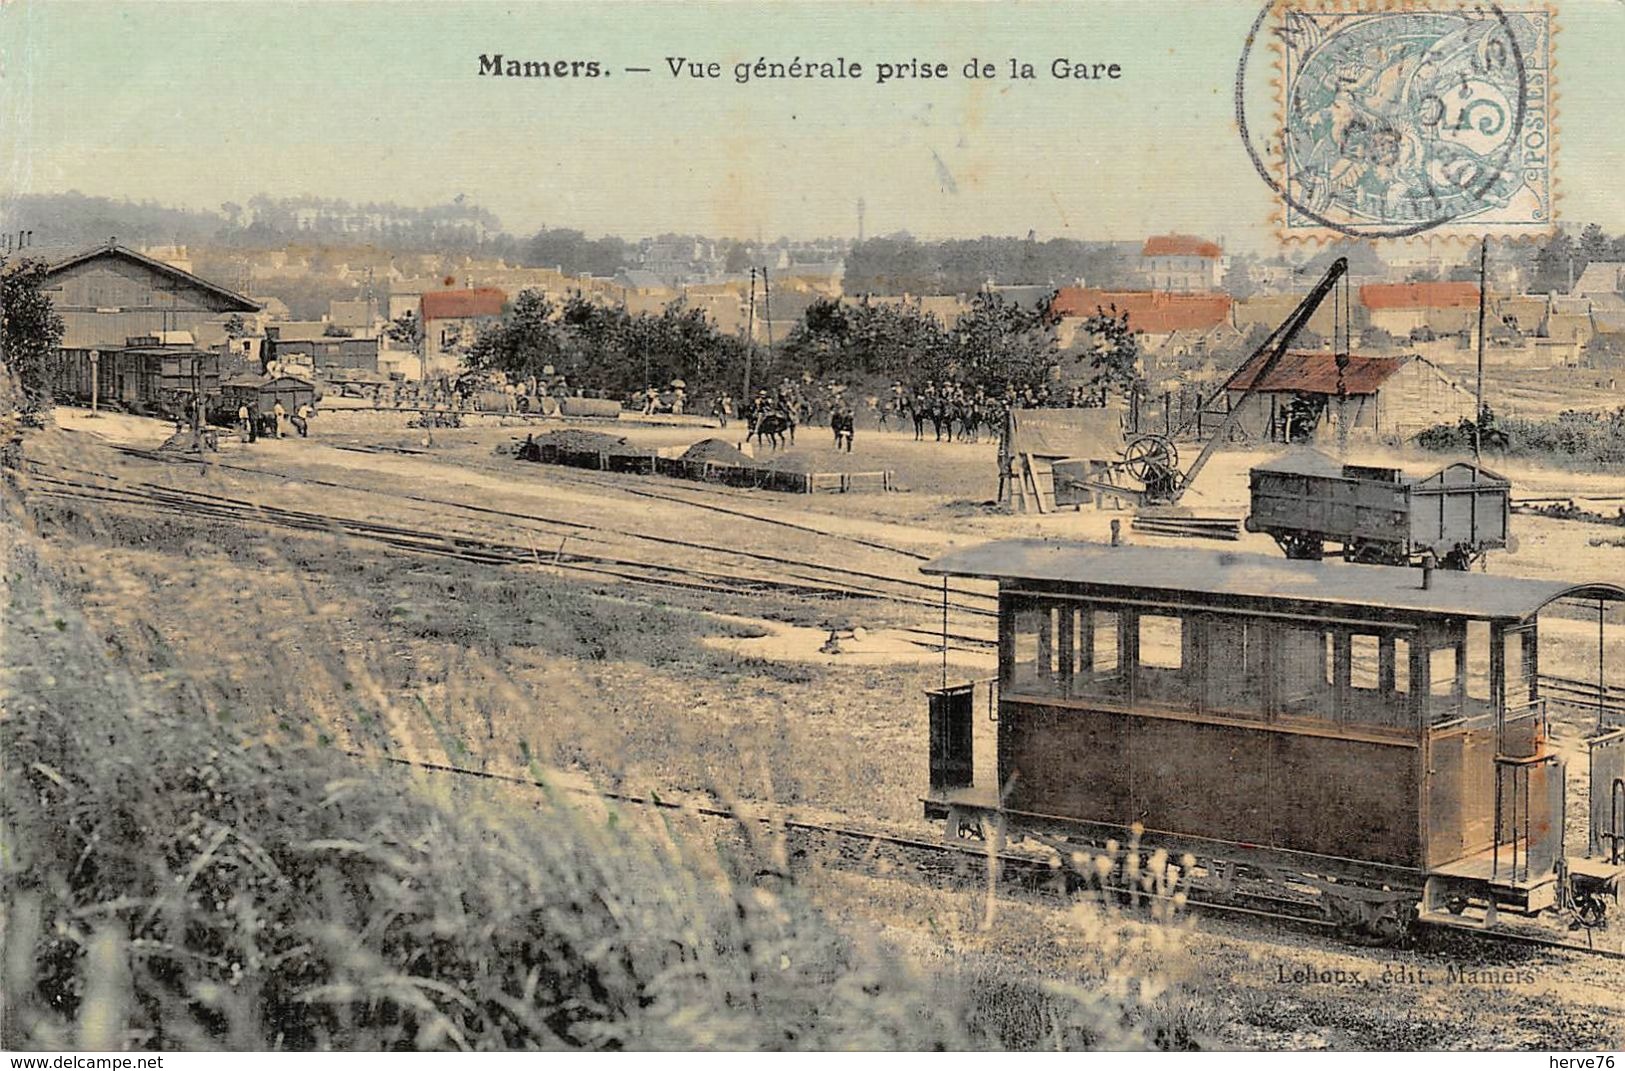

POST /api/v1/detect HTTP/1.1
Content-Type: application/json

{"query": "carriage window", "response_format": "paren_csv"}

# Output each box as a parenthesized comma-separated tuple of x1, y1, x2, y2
(1138, 615, 1182, 670)
(1505, 629, 1536, 707)
(1466, 621, 1492, 702)
(1350, 635, 1380, 690)
(1393, 638, 1410, 696)
(1343, 633, 1411, 730)
(1275, 624, 1333, 722)
(1007, 602, 1058, 697)
(1057, 607, 1128, 704)
(1136, 614, 1194, 708)
(1429, 645, 1462, 723)
(1091, 611, 1119, 675)
(1202, 616, 1267, 719)
(1007, 601, 1127, 701)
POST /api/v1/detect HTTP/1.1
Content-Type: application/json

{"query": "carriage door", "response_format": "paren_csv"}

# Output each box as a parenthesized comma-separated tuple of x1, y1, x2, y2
(1591, 729, 1625, 863)
(928, 683, 975, 791)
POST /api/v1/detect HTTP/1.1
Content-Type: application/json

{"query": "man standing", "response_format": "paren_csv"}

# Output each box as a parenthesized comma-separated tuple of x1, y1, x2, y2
(294, 401, 314, 438)
(272, 400, 287, 438)
(237, 402, 251, 441)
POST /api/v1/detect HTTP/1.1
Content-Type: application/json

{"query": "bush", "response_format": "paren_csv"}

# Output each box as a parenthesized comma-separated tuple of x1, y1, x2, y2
(1416, 406, 1624, 466)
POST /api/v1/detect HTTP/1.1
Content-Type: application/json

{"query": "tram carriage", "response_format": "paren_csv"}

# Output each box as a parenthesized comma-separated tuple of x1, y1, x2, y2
(921, 540, 1624, 938)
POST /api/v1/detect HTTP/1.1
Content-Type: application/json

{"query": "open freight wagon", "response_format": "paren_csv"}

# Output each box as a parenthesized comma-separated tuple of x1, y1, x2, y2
(1245, 451, 1510, 569)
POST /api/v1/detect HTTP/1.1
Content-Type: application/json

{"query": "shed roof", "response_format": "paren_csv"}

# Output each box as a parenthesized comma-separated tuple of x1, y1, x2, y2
(1360, 282, 1480, 310)
(44, 243, 262, 312)
(1051, 288, 1232, 334)
(1225, 349, 1403, 395)
(921, 540, 1621, 622)
(420, 288, 507, 321)
(1142, 235, 1222, 259)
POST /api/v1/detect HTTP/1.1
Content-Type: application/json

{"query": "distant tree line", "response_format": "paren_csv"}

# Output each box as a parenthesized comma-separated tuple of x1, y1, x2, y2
(461, 287, 1146, 403)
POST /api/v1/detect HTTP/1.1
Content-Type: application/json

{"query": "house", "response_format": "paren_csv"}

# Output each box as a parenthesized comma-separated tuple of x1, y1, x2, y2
(37, 242, 262, 409)
(1050, 288, 1233, 350)
(40, 241, 262, 353)
(328, 298, 382, 335)
(1140, 235, 1223, 292)
(420, 287, 507, 374)
(1222, 349, 1474, 442)
(1359, 282, 1480, 338)
(1490, 295, 1550, 339)
(1573, 261, 1625, 297)
(1234, 292, 1341, 339)
(1543, 296, 1596, 347)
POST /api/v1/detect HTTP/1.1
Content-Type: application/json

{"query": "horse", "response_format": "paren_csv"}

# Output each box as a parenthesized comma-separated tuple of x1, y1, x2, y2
(752, 411, 793, 450)
(908, 396, 929, 441)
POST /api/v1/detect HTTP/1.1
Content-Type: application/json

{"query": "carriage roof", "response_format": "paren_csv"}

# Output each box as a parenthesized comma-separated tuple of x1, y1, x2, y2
(921, 540, 1621, 622)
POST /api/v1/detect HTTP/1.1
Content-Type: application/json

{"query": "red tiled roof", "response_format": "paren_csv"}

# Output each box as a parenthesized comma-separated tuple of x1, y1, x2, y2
(1142, 235, 1222, 259)
(1051, 288, 1232, 334)
(1359, 282, 1479, 310)
(1225, 349, 1402, 395)
(420, 288, 507, 321)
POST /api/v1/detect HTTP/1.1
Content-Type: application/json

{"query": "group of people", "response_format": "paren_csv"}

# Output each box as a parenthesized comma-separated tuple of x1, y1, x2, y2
(234, 399, 315, 442)
(879, 380, 1105, 443)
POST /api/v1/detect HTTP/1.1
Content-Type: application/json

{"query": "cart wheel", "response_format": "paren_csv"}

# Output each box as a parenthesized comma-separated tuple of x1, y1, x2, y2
(1275, 530, 1324, 561)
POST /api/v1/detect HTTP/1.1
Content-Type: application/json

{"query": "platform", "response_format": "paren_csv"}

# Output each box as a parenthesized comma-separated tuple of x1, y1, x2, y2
(1428, 846, 1559, 914)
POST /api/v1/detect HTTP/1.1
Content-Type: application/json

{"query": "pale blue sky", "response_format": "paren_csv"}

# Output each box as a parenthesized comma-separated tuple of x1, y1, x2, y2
(4, 0, 1621, 250)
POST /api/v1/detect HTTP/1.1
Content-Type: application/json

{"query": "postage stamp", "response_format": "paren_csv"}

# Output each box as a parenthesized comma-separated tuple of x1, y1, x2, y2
(1275, 3, 1553, 239)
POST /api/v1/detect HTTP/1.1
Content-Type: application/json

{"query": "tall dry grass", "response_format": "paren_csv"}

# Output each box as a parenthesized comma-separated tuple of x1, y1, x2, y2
(2, 441, 1199, 1051)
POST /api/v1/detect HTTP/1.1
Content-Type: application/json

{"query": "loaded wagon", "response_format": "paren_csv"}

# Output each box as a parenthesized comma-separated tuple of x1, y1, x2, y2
(52, 345, 220, 418)
(1245, 450, 1510, 569)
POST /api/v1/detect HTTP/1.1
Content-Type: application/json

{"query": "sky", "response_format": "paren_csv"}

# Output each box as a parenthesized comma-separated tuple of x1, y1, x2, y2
(4, 0, 1623, 252)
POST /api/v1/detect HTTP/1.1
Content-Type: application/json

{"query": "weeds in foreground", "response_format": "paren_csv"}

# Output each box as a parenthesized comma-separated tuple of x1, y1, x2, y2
(3, 445, 1198, 1051)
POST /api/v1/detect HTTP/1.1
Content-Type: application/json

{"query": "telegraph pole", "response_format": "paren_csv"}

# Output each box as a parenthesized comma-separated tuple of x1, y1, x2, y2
(761, 265, 774, 379)
(743, 268, 757, 399)
(1475, 237, 1488, 461)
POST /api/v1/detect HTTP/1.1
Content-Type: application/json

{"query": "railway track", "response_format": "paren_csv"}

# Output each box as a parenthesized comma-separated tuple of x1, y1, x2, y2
(103, 445, 996, 609)
(356, 750, 1625, 963)
(20, 463, 999, 623)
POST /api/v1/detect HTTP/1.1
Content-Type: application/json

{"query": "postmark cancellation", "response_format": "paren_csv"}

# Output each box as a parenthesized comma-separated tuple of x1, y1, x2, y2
(1274, 3, 1553, 240)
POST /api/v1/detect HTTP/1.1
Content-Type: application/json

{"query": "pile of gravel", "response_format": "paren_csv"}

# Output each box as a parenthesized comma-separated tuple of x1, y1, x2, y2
(680, 438, 753, 465)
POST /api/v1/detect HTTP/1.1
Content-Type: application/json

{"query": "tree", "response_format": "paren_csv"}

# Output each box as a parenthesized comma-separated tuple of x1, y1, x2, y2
(1222, 254, 1258, 299)
(950, 291, 1055, 391)
(1580, 222, 1612, 263)
(1076, 305, 1142, 403)
(223, 314, 249, 338)
(386, 310, 425, 375)
(465, 290, 561, 380)
(1530, 231, 1576, 293)
(1, 257, 66, 422)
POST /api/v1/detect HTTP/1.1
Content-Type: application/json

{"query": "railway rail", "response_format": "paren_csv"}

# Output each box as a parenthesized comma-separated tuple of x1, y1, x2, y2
(355, 750, 1625, 962)
(106, 444, 990, 604)
(19, 462, 998, 623)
